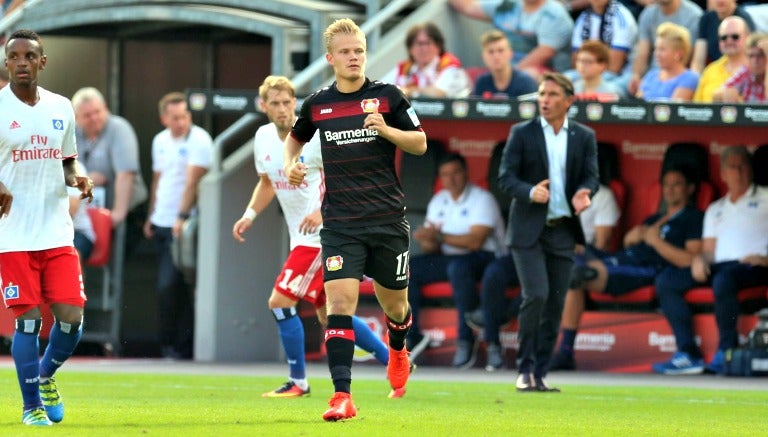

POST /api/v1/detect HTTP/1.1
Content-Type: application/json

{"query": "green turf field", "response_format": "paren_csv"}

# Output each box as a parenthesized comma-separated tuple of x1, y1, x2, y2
(0, 369, 766, 436)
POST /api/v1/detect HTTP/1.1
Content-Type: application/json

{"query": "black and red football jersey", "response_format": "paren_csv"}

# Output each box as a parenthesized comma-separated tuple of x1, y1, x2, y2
(291, 78, 423, 228)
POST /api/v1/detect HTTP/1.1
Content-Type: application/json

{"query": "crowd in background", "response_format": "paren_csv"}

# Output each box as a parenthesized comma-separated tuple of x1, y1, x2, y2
(397, 0, 768, 104)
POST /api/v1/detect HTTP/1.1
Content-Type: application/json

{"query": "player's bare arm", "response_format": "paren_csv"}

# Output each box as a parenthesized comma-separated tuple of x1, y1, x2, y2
(299, 208, 322, 235)
(283, 135, 308, 186)
(232, 174, 276, 243)
(0, 181, 12, 218)
(111, 170, 135, 225)
(143, 171, 160, 239)
(63, 157, 94, 203)
(173, 164, 208, 237)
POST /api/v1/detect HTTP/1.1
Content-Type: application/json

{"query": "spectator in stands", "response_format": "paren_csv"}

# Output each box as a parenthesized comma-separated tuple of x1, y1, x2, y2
(712, 32, 768, 103)
(69, 163, 96, 263)
(449, 0, 574, 78)
(571, 0, 638, 79)
(690, 0, 755, 74)
(619, 0, 653, 20)
(550, 166, 702, 370)
(636, 22, 699, 101)
(628, 0, 703, 96)
(573, 41, 627, 98)
(564, 0, 592, 19)
(472, 29, 539, 99)
(653, 146, 768, 375)
(406, 153, 506, 368)
(1, 0, 24, 16)
(693, 16, 750, 103)
(72, 87, 147, 227)
(143, 92, 213, 360)
(381, 22, 471, 98)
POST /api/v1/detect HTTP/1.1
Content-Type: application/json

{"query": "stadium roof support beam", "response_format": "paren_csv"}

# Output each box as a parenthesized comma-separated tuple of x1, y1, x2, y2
(13, 4, 308, 76)
(18, 0, 365, 73)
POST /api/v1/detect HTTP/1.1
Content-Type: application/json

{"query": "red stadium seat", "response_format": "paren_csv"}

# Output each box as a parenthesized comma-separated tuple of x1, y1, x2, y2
(465, 66, 488, 87)
(608, 179, 627, 212)
(588, 285, 656, 306)
(683, 286, 767, 306)
(607, 179, 627, 252)
(360, 279, 519, 301)
(641, 180, 716, 219)
(85, 207, 112, 267)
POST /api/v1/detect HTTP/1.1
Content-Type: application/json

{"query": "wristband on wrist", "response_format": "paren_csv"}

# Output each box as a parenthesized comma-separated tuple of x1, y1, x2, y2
(242, 208, 258, 221)
(177, 212, 191, 220)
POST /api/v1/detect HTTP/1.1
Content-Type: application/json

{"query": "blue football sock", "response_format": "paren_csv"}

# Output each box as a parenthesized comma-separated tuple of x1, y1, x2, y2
(273, 308, 306, 380)
(560, 329, 577, 354)
(352, 315, 389, 365)
(12, 319, 42, 411)
(40, 319, 83, 379)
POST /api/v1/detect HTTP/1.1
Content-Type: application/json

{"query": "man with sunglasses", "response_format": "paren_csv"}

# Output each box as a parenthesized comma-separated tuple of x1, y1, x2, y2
(690, 0, 755, 74)
(693, 16, 750, 103)
(713, 32, 768, 103)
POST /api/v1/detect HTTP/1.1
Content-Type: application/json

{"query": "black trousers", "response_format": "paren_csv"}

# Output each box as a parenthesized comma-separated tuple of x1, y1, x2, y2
(511, 223, 575, 377)
(152, 225, 194, 358)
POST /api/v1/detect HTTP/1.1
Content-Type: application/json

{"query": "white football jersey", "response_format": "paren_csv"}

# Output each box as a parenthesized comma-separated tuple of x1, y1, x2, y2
(253, 123, 325, 249)
(254, 123, 323, 249)
(149, 125, 213, 227)
(0, 86, 77, 252)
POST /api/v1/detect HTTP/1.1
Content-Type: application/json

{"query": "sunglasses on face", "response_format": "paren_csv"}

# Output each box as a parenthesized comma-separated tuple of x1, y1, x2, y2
(719, 34, 740, 42)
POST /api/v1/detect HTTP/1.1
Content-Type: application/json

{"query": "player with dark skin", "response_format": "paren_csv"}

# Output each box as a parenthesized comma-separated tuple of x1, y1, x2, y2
(2, 29, 94, 426)
(1, 33, 93, 327)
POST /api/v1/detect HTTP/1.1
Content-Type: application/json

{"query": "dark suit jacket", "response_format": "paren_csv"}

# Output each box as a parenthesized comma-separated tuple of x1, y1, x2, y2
(498, 117, 599, 248)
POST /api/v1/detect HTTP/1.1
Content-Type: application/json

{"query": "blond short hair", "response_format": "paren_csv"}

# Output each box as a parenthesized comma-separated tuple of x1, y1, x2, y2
(258, 75, 296, 102)
(656, 22, 691, 62)
(324, 18, 366, 53)
(480, 29, 508, 48)
(157, 91, 187, 117)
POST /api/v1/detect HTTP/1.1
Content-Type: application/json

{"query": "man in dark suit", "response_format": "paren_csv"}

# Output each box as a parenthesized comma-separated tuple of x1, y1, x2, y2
(498, 72, 599, 392)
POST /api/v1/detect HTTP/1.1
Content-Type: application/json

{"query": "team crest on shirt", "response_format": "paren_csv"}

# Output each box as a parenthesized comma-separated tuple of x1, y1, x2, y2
(3, 283, 19, 300)
(326, 255, 344, 271)
(52, 119, 64, 130)
(361, 98, 380, 113)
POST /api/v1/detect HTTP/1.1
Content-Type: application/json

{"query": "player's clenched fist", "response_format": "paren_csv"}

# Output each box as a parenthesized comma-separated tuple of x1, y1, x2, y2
(285, 161, 307, 186)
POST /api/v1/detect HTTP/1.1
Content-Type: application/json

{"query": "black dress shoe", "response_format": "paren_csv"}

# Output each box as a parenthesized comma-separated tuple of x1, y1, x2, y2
(534, 376, 561, 392)
(515, 372, 536, 392)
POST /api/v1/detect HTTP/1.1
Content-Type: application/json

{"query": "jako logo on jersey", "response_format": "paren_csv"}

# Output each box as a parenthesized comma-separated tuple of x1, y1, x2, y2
(3, 283, 19, 300)
(320, 108, 333, 114)
(9, 120, 21, 129)
(326, 255, 343, 271)
(52, 119, 64, 130)
(361, 98, 380, 113)
(324, 128, 378, 142)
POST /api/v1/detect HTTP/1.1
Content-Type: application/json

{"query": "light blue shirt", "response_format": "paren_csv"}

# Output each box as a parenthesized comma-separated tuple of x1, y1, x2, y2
(540, 117, 571, 220)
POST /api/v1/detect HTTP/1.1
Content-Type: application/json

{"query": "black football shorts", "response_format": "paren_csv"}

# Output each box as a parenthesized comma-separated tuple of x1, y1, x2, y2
(320, 218, 410, 290)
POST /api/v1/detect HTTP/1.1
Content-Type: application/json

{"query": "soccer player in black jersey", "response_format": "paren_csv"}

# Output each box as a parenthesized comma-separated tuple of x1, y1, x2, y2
(284, 18, 427, 421)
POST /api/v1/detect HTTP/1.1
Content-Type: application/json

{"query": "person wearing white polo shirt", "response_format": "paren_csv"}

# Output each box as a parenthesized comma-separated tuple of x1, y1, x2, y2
(406, 153, 506, 369)
(653, 145, 768, 375)
(143, 92, 212, 360)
